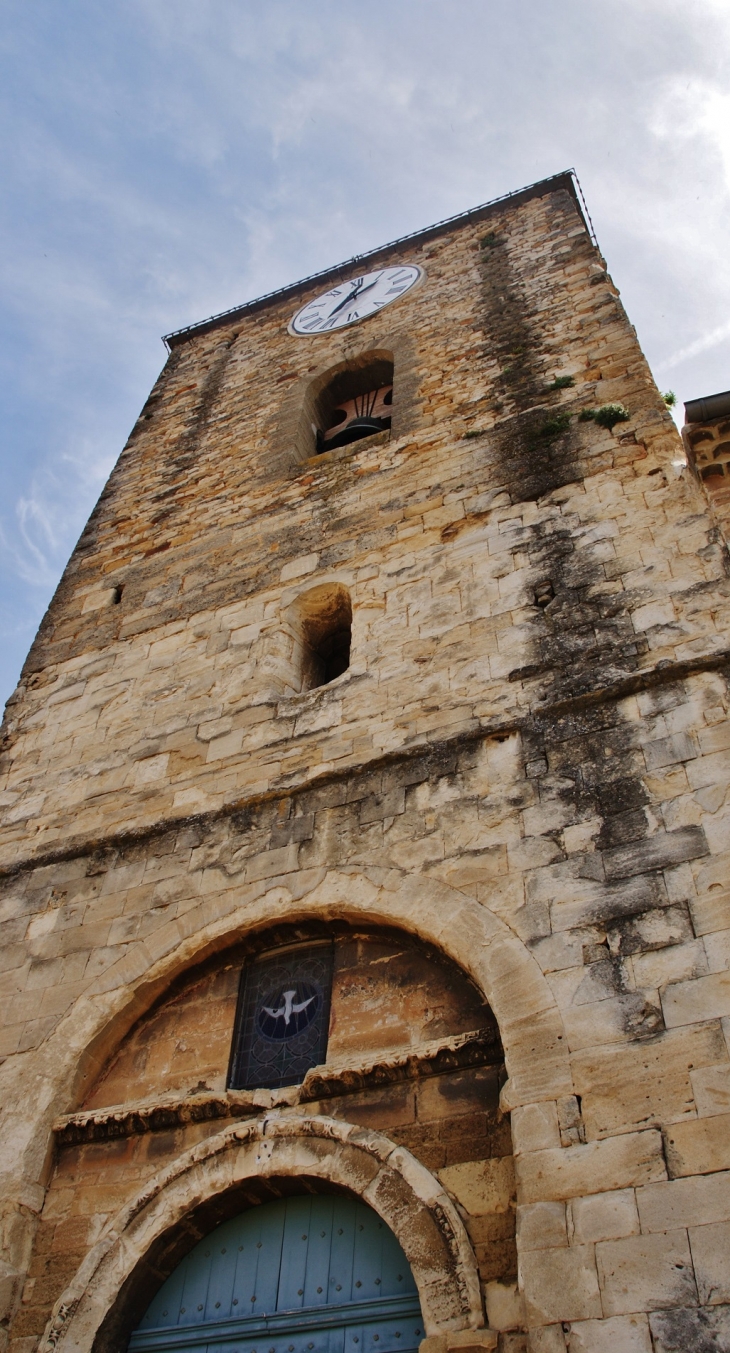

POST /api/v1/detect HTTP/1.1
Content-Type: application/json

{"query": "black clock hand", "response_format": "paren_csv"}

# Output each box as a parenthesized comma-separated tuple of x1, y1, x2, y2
(328, 280, 364, 317)
(327, 275, 381, 318)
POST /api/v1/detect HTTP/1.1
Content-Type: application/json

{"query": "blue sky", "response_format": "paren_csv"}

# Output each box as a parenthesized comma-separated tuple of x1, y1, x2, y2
(1, 0, 729, 709)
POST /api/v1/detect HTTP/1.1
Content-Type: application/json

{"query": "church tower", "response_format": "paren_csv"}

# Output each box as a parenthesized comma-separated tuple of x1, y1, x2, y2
(2, 172, 729, 1353)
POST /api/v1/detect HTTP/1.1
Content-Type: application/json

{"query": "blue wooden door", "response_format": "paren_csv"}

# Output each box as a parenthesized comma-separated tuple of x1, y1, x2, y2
(129, 1196, 424, 1353)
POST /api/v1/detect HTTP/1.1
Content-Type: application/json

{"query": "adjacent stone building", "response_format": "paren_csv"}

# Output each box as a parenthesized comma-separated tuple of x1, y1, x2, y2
(1, 170, 729, 1353)
(682, 388, 730, 544)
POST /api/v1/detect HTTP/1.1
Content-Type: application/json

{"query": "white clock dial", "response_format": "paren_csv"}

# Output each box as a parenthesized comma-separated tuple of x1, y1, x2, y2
(290, 264, 422, 336)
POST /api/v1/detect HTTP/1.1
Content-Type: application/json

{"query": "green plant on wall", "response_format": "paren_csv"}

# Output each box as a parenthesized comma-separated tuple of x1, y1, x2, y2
(579, 404, 630, 430)
(548, 375, 575, 390)
(537, 411, 572, 441)
(663, 391, 677, 407)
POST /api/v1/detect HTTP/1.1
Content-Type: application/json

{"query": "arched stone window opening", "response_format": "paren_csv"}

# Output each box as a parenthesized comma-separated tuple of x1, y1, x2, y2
(313, 355, 394, 454)
(296, 583, 352, 691)
(77, 920, 501, 1112)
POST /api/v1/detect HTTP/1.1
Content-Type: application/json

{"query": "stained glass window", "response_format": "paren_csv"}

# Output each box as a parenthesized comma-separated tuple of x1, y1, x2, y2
(228, 943, 333, 1090)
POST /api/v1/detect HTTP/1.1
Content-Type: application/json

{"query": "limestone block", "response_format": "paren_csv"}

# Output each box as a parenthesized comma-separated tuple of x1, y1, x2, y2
(484, 1280, 524, 1331)
(280, 553, 319, 581)
(569, 1189, 639, 1246)
(547, 961, 621, 1012)
(81, 588, 117, 613)
(520, 1245, 602, 1325)
(686, 747, 730, 791)
(649, 1305, 730, 1352)
(446, 1333, 498, 1353)
(206, 728, 244, 762)
(629, 606, 675, 635)
(511, 1103, 561, 1156)
(515, 1132, 666, 1205)
(692, 803, 730, 857)
(548, 874, 662, 935)
(529, 933, 584, 975)
(571, 1023, 727, 1139)
(439, 1156, 515, 1215)
(662, 970, 730, 1028)
(561, 991, 662, 1052)
(631, 939, 708, 991)
(690, 884, 730, 940)
(566, 1314, 652, 1353)
(703, 927, 730, 973)
(689, 1220, 730, 1305)
(242, 844, 300, 883)
(596, 1230, 697, 1316)
(562, 820, 601, 856)
(690, 1063, 730, 1117)
(46, 680, 87, 706)
(516, 1202, 568, 1251)
(664, 1114, 730, 1177)
(527, 1328, 566, 1353)
(637, 1171, 730, 1233)
(602, 826, 707, 881)
(642, 732, 697, 769)
(419, 1334, 498, 1353)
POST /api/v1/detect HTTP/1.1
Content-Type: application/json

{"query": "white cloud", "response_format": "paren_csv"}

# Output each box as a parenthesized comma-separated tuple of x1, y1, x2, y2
(658, 320, 730, 374)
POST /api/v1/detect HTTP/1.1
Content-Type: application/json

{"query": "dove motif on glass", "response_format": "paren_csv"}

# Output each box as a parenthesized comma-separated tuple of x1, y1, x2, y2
(229, 944, 333, 1090)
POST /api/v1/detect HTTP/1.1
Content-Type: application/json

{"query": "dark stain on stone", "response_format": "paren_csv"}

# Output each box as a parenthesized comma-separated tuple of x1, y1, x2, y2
(649, 1304, 730, 1352)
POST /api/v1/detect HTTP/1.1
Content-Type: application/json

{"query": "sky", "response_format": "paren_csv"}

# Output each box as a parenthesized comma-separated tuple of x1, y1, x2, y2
(1, 0, 729, 711)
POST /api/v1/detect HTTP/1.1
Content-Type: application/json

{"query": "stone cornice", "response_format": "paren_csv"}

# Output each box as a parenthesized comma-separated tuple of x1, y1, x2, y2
(53, 1028, 502, 1145)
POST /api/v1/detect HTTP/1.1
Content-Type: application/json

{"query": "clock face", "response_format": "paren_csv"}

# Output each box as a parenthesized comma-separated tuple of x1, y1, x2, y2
(290, 264, 422, 336)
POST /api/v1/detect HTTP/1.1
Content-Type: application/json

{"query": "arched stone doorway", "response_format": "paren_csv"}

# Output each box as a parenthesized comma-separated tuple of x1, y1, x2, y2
(40, 1117, 483, 1353)
(130, 1194, 424, 1353)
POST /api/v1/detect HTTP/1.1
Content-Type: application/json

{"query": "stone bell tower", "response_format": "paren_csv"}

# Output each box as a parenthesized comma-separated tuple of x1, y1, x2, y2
(2, 171, 730, 1353)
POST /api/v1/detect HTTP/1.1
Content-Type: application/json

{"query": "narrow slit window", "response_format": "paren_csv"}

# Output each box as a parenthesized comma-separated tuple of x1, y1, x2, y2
(299, 585, 352, 691)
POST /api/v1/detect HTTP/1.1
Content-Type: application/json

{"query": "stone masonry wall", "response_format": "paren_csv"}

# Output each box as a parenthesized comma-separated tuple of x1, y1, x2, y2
(1, 177, 729, 1353)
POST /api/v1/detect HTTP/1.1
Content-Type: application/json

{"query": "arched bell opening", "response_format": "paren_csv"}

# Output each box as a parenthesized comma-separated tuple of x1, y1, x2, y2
(124, 1189, 424, 1353)
(304, 354, 394, 456)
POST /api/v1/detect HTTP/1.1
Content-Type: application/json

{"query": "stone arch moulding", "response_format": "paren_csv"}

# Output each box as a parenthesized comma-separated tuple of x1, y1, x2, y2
(0, 870, 574, 1240)
(61, 870, 572, 1126)
(39, 1115, 484, 1353)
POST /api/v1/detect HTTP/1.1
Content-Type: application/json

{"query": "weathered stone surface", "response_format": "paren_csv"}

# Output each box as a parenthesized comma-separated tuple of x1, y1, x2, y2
(690, 1220, 730, 1306)
(649, 1303, 730, 1352)
(636, 1172, 730, 1233)
(516, 1202, 568, 1252)
(569, 1188, 640, 1244)
(664, 1115, 730, 1177)
(520, 1245, 602, 1325)
(566, 1314, 652, 1353)
(596, 1231, 698, 1316)
(515, 1131, 666, 1204)
(1, 174, 729, 1351)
